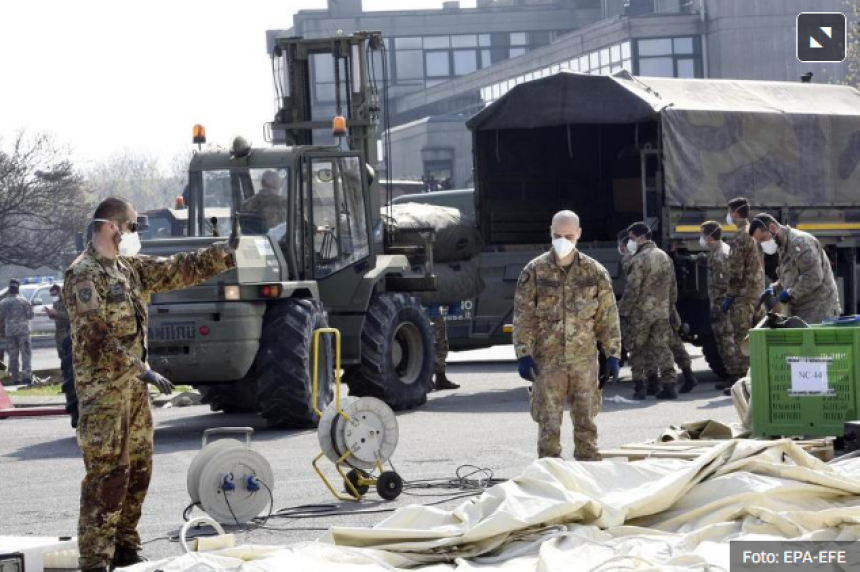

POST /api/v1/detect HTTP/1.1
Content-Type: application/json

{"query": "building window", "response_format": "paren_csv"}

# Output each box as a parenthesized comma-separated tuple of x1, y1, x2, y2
(510, 32, 528, 46)
(635, 36, 702, 78)
(396, 49, 425, 80)
(425, 51, 450, 77)
(454, 50, 478, 75)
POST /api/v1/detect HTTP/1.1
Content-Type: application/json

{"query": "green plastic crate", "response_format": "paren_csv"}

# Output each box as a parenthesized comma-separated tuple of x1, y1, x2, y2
(749, 324, 860, 438)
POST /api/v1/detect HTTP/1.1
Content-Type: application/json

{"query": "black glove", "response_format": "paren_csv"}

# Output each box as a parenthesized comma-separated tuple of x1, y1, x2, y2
(141, 369, 175, 395)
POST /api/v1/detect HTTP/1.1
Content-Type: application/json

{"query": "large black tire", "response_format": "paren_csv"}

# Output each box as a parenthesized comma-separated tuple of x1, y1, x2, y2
(700, 335, 729, 380)
(60, 334, 78, 428)
(199, 382, 259, 413)
(256, 299, 334, 428)
(345, 293, 434, 411)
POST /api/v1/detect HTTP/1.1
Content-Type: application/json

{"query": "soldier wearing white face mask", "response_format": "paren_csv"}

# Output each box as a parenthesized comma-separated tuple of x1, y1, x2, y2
(749, 213, 840, 324)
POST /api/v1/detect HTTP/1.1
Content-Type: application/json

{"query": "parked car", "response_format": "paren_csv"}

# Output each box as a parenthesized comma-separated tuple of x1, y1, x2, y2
(0, 281, 63, 334)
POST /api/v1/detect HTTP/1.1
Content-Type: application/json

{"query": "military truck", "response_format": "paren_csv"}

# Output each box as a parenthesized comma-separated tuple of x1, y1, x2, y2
(140, 33, 438, 427)
(391, 189, 545, 352)
(467, 72, 860, 377)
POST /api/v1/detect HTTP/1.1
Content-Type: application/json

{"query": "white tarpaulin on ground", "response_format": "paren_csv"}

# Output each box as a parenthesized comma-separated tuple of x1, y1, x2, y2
(129, 440, 860, 572)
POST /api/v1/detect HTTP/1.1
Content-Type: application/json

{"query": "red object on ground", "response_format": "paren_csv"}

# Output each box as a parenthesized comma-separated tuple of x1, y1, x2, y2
(0, 383, 67, 418)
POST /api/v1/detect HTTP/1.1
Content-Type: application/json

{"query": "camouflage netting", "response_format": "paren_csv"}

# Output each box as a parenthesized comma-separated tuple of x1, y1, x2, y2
(417, 257, 484, 306)
(383, 203, 483, 263)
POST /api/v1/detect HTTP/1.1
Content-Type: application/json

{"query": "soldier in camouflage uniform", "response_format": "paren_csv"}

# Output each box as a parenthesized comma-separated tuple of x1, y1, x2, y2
(64, 196, 236, 572)
(721, 198, 765, 374)
(619, 235, 696, 392)
(0, 279, 34, 385)
(619, 222, 678, 400)
(749, 213, 840, 324)
(241, 170, 287, 232)
(428, 304, 459, 390)
(46, 283, 71, 362)
(513, 211, 621, 460)
(700, 221, 743, 392)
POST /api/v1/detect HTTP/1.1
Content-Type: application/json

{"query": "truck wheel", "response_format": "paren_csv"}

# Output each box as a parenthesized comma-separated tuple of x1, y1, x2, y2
(256, 299, 334, 428)
(199, 382, 259, 413)
(60, 334, 78, 429)
(700, 335, 729, 380)
(345, 293, 434, 411)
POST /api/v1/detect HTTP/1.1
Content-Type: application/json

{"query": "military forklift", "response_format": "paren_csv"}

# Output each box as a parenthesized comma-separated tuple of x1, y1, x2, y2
(140, 32, 437, 427)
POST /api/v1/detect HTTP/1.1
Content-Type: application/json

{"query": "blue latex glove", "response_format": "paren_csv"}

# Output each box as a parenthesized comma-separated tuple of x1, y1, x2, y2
(447, 302, 463, 316)
(607, 356, 620, 383)
(721, 295, 735, 314)
(759, 287, 774, 304)
(425, 304, 441, 318)
(518, 356, 539, 382)
(778, 289, 792, 303)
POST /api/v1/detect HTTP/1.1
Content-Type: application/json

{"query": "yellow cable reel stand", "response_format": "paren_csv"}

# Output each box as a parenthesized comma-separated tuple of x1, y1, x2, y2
(312, 328, 403, 501)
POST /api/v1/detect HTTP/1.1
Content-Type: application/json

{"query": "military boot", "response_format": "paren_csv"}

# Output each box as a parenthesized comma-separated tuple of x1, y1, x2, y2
(434, 373, 460, 391)
(655, 382, 678, 400)
(678, 367, 698, 394)
(646, 374, 660, 396)
(632, 380, 646, 400)
(111, 547, 147, 570)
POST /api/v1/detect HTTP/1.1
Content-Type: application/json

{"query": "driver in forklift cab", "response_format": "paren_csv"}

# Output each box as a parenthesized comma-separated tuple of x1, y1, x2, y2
(241, 170, 288, 232)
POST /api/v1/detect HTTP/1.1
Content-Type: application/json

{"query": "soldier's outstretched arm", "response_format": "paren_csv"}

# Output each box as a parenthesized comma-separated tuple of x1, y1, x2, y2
(618, 259, 644, 317)
(788, 238, 824, 302)
(64, 278, 147, 378)
(594, 269, 621, 359)
(512, 264, 538, 359)
(128, 246, 235, 296)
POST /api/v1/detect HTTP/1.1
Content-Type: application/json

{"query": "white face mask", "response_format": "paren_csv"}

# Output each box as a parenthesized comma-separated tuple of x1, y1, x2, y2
(51, 295, 60, 302)
(627, 239, 639, 255)
(726, 213, 734, 226)
(761, 238, 778, 255)
(699, 237, 708, 249)
(94, 218, 142, 257)
(552, 237, 575, 259)
(118, 231, 142, 257)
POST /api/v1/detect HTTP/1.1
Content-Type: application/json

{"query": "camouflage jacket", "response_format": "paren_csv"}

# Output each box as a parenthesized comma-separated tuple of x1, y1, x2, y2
(241, 191, 288, 232)
(618, 241, 676, 320)
(728, 220, 765, 301)
(513, 249, 621, 368)
(63, 243, 234, 407)
(775, 226, 840, 314)
(0, 295, 34, 337)
(52, 296, 71, 341)
(706, 241, 731, 309)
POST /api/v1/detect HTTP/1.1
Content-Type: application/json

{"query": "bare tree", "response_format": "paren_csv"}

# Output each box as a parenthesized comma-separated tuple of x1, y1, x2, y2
(0, 132, 92, 268)
(86, 149, 188, 212)
(844, 0, 860, 87)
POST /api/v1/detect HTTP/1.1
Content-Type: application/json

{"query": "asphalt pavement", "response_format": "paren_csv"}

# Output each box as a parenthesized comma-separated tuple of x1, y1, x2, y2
(0, 344, 736, 564)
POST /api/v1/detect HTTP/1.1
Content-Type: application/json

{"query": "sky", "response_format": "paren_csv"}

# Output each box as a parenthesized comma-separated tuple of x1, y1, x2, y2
(0, 0, 476, 170)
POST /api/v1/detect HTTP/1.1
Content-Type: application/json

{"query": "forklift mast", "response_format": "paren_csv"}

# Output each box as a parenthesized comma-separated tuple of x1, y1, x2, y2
(270, 32, 385, 217)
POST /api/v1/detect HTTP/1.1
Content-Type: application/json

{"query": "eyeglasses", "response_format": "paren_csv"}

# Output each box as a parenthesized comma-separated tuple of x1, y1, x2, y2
(94, 219, 139, 233)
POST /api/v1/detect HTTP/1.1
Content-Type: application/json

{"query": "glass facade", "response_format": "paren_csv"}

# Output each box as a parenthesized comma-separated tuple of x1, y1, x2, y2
(480, 35, 703, 106)
(480, 40, 633, 105)
(635, 36, 701, 78)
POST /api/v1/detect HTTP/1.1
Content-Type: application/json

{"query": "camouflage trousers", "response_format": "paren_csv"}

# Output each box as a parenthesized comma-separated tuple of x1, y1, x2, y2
(713, 307, 744, 379)
(646, 329, 690, 376)
(627, 316, 675, 383)
(77, 379, 154, 570)
(530, 359, 602, 460)
(431, 317, 448, 375)
(728, 298, 759, 374)
(6, 334, 32, 383)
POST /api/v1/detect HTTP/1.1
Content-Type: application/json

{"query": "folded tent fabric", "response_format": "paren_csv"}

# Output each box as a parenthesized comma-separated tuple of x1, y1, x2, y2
(383, 203, 483, 263)
(128, 440, 860, 572)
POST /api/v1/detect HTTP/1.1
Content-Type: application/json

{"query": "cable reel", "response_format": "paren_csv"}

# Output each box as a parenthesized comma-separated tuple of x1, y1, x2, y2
(312, 328, 403, 501)
(187, 427, 273, 524)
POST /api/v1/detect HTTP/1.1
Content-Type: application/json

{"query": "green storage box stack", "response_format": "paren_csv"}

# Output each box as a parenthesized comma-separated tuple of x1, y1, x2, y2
(749, 324, 860, 438)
